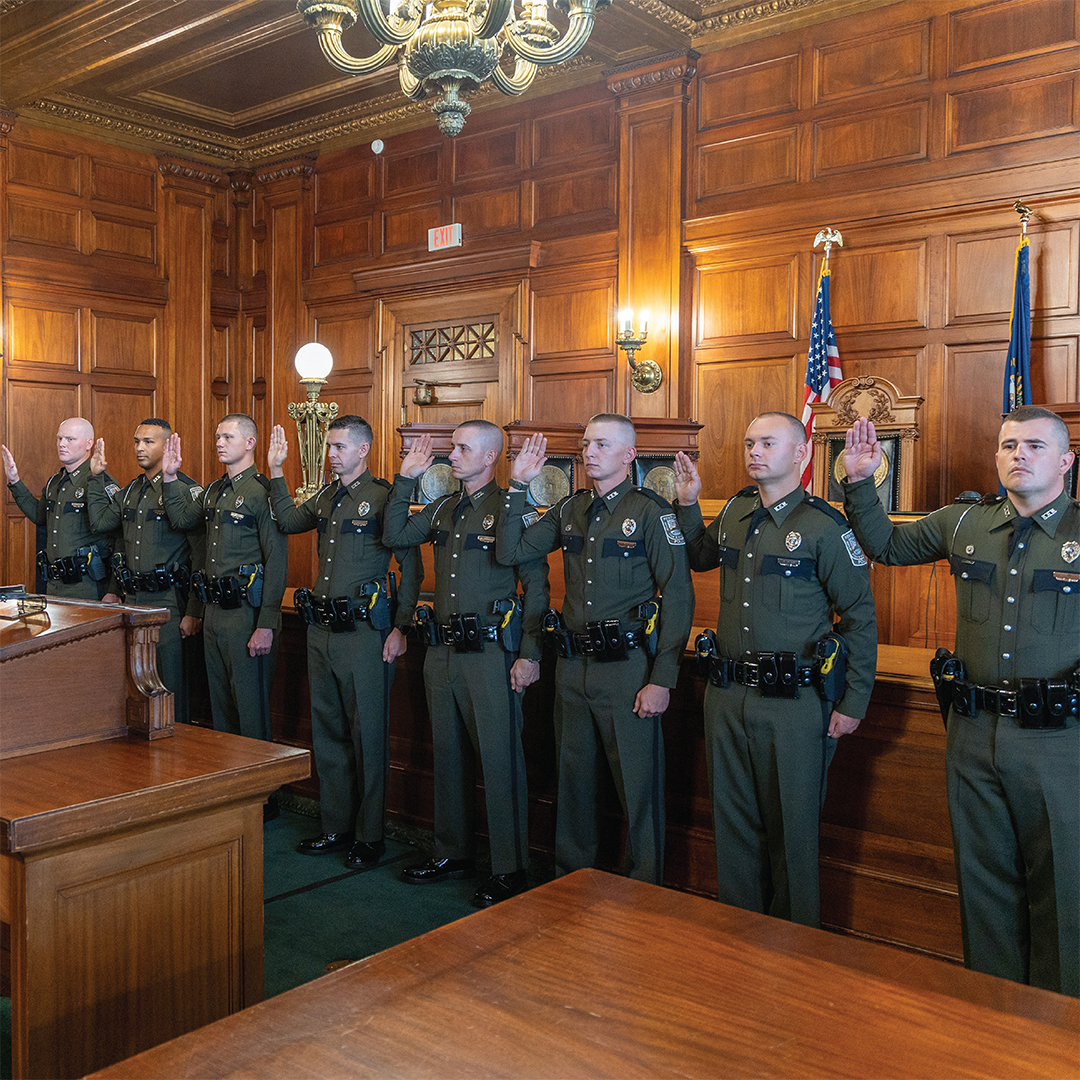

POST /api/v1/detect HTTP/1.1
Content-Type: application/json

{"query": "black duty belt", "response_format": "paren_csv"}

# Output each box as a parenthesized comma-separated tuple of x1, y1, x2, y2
(953, 678, 1078, 728)
(708, 652, 813, 698)
(572, 627, 645, 656)
(295, 590, 379, 633)
(132, 566, 190, 593)
(436, 620, 499, 649)
(38, 547, 106, 585)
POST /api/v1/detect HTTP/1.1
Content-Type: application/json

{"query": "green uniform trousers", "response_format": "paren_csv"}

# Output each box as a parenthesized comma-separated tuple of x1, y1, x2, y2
(705, 683, 838, 928)
(423, 644, 528, 876)
(203, 604, 277, 741)
(947, 709, 1079, 996)
(46, 576, 109, 601)
(307, 623, 394, 842)
(554, 649, 665, 886)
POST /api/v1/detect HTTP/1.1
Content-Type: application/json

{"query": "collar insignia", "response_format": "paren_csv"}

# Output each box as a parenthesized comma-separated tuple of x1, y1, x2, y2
(1041, 507, 1058, 520)
(774, 500, 787, 512)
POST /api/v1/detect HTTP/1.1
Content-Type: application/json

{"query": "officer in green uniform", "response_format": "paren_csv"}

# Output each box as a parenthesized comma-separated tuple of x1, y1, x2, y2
(672, 411, 876, 927)
(160, 414, 288, 746)
(85, 419, 205, 723)
(498, 415, 694, 886)
(267, 416, 422, 868)
(843, 407, 1078, 995)
(3, 418, 117, 600)
(384, 421, 548, 907)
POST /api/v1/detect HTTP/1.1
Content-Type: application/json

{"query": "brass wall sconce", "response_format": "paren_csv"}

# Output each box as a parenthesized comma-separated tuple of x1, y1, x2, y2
(289, 342, 339, 504)
(616, 309, 662, 394)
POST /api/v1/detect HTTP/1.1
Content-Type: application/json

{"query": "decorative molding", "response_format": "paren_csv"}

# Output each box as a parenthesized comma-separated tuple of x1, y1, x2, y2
(608, 52, 699, 96)
(254, 158, 316, 184)
(158, 158, 228, 186)
(0, 0, 30, 12)
(0, 109, 16, 136)
(695, 0, 828, 36)
(625, 0, 696, 35)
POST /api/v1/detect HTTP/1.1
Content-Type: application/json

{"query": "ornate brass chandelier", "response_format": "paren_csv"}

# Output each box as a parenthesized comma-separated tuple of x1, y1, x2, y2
(297, 0, 611, 137)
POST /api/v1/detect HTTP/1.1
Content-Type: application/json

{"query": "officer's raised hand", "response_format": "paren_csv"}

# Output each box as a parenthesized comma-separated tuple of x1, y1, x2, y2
(673, 451, 702, 505)
(267, 425, 289, 479)
(843, 418, 883, 483)
(510, 433, 547, 485)
(1, 445, 19, 484)
(162, 433, 183, 481)
(89, 438, 108, 477)
(400, 433, 435, 478)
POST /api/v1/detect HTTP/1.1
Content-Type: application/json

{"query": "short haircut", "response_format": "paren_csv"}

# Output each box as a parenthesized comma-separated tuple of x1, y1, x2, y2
(220, 413, 258, 441)
(752, 411, 807, 443)
(328, 414, 373, 447)
(455, 419, 504, 456)
(1002, 407, 1071, 453)
(60, 417, 94, 440)
(137, 418, 172, 435)
(587, 413, 637, 447)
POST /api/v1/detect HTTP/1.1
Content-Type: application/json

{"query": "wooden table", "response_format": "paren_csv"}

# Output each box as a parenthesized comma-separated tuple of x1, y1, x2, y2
(89, 868, 1079, 1080)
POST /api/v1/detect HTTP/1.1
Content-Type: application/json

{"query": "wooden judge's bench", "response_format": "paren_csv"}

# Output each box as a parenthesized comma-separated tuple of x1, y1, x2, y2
(0, 597, 309, 1080)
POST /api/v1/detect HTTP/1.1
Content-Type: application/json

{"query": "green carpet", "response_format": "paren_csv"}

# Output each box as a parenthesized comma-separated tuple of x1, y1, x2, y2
(0, 809, 551, 1078)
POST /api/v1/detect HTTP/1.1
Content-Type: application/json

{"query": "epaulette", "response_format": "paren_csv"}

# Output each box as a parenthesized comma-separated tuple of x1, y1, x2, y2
(255, 473, 271, 491)
(573, 488, 591, 498)
(178, 471, 201, 487)
(979, 493, 1006, 505)
(733, 485, 757, 499)
(635, 486, 673, 509)
(803, 494, 850, 529)
(372, 476, 392, 490)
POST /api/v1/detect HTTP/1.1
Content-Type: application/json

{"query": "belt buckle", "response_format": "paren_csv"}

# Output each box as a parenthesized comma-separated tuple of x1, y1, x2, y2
(743, 662, 760, 688)
(997, 690, 1018, 717)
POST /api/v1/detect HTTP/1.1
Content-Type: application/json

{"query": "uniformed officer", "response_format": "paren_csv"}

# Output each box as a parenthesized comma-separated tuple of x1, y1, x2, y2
(498, 415, 694, 886)
(843, 406, 1078, 995)
(268, 416, 422, 868)
(160, 414, 287, 747)
(84, 419, 205, 722)
(383, 421, 548, 907)
(672, 411, 877, 927)
(3, 418, 118, 600)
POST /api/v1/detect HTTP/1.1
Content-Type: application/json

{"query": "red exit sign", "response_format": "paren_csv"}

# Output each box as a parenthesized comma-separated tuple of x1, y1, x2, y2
(428, 223, 462, 251)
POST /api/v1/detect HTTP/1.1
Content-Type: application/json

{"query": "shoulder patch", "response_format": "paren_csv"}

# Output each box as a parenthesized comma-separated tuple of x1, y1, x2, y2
(104, 483, 121, 499)
(523, 510, 541, 528)
(660, 513, 685, 546)
(189, 484, 204, 501)
(804, 494, 850, 530)
(842, 528, 867, 567)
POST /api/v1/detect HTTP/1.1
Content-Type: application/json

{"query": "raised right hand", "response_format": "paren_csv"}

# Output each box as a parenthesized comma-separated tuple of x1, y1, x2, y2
(843, 418, 883, 484)
(1, 444, 19, 484)
(511, 432, 547, 484)
(162, 433, 183, 481)
(400, 433, 435, 479)
(673, 451, 702, 505)
(267, 425, 288, 478)
(90, 438, 107, 477)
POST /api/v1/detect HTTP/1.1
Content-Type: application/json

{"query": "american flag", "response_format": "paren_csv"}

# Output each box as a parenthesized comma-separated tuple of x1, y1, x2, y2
(1003, 235, 1031, 414)
(800, 262, 842, 489)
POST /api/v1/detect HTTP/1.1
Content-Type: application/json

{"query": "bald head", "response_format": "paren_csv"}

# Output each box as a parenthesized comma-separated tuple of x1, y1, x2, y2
(56, 417, 94, 471)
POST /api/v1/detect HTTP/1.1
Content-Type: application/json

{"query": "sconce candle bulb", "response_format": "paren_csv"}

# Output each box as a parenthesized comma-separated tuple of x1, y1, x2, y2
(288, 343, 339, 504)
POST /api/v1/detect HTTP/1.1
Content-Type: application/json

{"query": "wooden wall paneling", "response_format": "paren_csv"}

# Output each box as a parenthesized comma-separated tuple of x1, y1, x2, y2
(88, 386, 160, 468)
(452, 184, 524, 241)
(5, 292, 80, 369)
(827, 243, 927, 332)
(813, 20, 931, 105)
(89, 305, 159, 377)
(947, 0, 1080, 75)
(695, 254, 798, 346)
(609, 54, 696, 419)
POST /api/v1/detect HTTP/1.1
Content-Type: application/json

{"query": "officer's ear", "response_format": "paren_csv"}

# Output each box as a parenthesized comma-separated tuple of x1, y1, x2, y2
(792, 440, 809, 466)
(624, 445, 637, 466)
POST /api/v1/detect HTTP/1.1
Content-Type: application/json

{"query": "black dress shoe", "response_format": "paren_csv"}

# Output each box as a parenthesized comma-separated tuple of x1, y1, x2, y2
(296, 832, 354, 856)
(470, 869, 528, 908)
(401, 857, 475, 884)
(344, 839, 386, 869)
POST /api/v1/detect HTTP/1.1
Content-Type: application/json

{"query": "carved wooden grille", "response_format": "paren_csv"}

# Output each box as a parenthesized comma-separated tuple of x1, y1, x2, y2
(409, 321, 496, 365)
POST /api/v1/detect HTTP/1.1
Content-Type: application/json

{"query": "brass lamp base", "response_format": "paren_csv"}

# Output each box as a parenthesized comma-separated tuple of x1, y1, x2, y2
(630, 359, 663, 394)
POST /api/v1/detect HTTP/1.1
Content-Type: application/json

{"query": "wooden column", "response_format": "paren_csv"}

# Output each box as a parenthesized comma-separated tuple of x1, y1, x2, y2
(608, 53, 697, 418)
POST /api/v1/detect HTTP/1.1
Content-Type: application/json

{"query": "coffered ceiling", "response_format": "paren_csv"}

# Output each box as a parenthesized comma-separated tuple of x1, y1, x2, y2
(1, 0, 864, 166)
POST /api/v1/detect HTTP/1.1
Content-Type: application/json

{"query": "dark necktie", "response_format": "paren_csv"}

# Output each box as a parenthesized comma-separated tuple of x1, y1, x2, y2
(452, 492, 469, 524)
(1008, 515, 1033, 557)
(745, 505, 770, 545)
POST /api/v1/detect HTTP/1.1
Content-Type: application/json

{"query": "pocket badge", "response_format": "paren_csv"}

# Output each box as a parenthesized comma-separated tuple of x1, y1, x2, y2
(75, 488, 84, 499)
(357, 501, 370, 517)
(235, 496, 244, 508)
(785, 531, 801, 551)
(1063, 541, 1080, 564)
(483, 514, 495, 530)
(622, 518, 636, 537)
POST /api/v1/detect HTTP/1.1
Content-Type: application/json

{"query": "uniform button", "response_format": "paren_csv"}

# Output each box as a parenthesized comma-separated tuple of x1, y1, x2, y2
(744, 577, 751, 583)
(453, 553, 458, 558)
(1002, 652, 1010, 659)
(330, 539, 334, 543)
(587, 600, 592, 606)
(1064, 586, 1072, 593)
(743, 602, 749, 608)
(451, 573, 456, 578)
(754, 529, 760, 535)
(742, 627, 749, 633)
(961, 572, 969, 579)
(587, 558, 593, 564)
(1009, 568, 1018, 575)
(587, 579, 592, 585)
(784, 570, 791, 576)
(1018, 542, 1025, 549)
(1007, 596, 1015, 603)
(747, 552, 753, 559)
(1004, 624, 1012, 631)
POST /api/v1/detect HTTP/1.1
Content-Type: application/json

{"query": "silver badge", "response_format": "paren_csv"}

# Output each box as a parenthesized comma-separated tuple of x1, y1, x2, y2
(966, 545, 975, 555)
(357, 501, 370, 517)
(75, 488, 84, 498)
(483, 514, 494, 530)
(235, 496, 244, 508)
(1063, 541, 1080, 564)
(785, 531, 802, 552)
(622, 518, 636, 537)
(565, 524, 573, 532)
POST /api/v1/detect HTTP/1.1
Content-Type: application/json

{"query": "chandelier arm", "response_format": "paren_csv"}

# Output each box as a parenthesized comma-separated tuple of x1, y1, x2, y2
(317, 29, 400, 74)
(353, 0, 425, 45)
(490, 56, 538, 95)
(469, 0, 516, 42)
(399, 63, 427, 100)
(502, 5, 597, 66)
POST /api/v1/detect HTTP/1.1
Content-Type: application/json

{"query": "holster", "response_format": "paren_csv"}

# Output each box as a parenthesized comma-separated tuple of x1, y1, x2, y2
(635, 598, 660, 658)
(493, 596, 522, 653)
(111, 551, 136, 594)
(77, 545, 109, 582)
(541, 608, 575, 658)
(812, 631, 849, 703)
(413, 604, 439, 645)
(929, 649, 967, 724)
(360, 579, 391, 631)
(239, 563, 263, 608)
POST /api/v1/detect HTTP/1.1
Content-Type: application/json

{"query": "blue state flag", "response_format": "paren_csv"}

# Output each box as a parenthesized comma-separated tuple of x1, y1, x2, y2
(1003, 236, 1032, 414)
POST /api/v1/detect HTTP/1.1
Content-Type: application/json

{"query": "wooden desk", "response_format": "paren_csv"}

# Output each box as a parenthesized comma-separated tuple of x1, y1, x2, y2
(90, 869, 1079, 1080)
(1, 598, 310, 1080)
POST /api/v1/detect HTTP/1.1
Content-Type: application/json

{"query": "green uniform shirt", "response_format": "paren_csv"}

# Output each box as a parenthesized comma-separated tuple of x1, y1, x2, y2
(270, 470, 422, 631)
(163, 464, 287, 631)
(844, 476, 1079, 687)
(10, 460, 118, 562)
(676, 485, 877, 718)
(383, 476, 548, 661)
(497, 477, 694, 688)
(86, 470, 206, 618)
